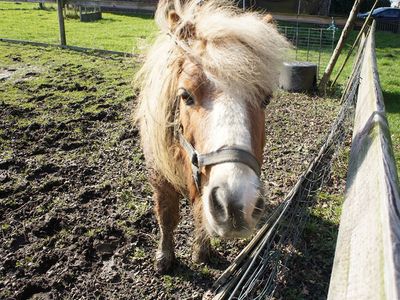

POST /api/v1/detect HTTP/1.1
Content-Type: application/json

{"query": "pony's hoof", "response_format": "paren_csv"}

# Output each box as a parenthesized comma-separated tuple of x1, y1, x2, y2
(155, 251, 175, 274)
(192, 246, 211, 264)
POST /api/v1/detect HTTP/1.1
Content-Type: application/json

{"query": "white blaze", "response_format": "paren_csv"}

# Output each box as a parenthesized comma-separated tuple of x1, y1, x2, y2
(201, 95, 261, 236)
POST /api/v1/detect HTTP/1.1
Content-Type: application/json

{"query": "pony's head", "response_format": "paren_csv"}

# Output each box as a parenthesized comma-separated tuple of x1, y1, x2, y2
(136, 0, 288, 238)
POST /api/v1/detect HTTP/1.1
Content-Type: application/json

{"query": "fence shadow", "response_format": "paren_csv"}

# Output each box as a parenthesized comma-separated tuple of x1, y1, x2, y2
(275, 213, 339, 300)
(383, 90, 400, 114)
(375, 31, 400, 49)
(108, 12, 154, 19)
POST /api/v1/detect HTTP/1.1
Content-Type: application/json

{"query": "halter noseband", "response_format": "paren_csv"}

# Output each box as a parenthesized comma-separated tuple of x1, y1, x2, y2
(178, 132, 261, 192)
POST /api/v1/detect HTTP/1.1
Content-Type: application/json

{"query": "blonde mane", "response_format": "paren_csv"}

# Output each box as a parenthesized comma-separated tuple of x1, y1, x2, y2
(134, 0, 289, 190)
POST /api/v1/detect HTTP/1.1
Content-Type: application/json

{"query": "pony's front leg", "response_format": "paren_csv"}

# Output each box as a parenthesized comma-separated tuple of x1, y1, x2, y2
(192, 199, 211, 264)
(153, 184, 180, 274)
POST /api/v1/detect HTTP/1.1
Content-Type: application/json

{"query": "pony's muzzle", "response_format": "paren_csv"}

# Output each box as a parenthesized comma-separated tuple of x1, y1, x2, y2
(208, 185, 265, 238)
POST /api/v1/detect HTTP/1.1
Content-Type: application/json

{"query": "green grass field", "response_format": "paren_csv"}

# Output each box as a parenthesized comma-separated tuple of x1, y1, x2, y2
(0, 2, 157, 52)
(0, 2, 398, 172)
(375, 33, 400, 173)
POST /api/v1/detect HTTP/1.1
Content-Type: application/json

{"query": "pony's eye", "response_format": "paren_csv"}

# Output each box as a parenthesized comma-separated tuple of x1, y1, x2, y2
(179, 89, 195, 106)
(261, 95, 272, 108)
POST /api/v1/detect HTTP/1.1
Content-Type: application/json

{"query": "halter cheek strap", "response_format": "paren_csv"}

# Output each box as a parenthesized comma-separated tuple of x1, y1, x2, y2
(179, 132, 261, 192)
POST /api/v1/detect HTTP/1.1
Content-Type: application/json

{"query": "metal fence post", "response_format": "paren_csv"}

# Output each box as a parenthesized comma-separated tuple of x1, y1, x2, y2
(306, 28, 311, 61)
(57, 0, 66, 46)
(318, 28, 323, 78)
(295, 26, 299, 60)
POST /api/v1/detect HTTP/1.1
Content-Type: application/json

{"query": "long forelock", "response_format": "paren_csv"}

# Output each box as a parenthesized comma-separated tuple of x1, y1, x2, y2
(171, 0, 289, 105)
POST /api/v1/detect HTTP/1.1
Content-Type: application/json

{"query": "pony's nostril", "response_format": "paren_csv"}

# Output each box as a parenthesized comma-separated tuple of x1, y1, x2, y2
(210, 187, 227, 222)
(211, 187, 223, 211)
(252, 197, 265, 219)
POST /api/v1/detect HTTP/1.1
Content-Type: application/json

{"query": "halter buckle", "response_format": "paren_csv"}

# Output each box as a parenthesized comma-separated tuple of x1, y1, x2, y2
(190, 151, 202, 192)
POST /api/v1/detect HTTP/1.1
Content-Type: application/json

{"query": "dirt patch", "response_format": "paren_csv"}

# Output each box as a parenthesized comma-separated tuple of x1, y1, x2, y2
(0, 43, 342, 299)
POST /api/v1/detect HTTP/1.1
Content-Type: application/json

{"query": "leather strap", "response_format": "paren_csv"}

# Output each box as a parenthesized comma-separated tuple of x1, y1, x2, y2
(179, 132, 261, 192)
(200, 149, 261, 176)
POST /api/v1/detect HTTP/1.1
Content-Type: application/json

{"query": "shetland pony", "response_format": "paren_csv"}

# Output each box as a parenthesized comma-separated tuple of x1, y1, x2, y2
(135, 0, 288, 273)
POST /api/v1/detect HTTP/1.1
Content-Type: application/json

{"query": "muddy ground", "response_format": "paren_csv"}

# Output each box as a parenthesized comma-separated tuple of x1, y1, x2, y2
(0, 42, 344, 299)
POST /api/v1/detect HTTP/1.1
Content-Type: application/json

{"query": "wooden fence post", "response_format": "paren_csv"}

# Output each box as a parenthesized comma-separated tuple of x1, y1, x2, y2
(57, 0, 66, 46)
(318, 0, 364, 92)
(330, 0, 380, 88)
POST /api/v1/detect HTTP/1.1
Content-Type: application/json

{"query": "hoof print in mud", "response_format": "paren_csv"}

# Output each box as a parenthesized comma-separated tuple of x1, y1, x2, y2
(94, 239, 119, 258)
(34, 216, 63, 237)
(60, 141, 85, 151)
(39, 178, 64, 192)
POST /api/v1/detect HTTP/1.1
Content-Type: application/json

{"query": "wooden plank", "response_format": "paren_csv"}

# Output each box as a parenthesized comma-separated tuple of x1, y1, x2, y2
(328, 21, 400, 300)
(57, 0, 66, 46)
(270, 13, 352, 27)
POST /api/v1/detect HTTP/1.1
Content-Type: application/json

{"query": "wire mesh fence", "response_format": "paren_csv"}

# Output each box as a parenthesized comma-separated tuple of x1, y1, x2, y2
(375, 20, 400, 33)
(277, 25, 340, 79)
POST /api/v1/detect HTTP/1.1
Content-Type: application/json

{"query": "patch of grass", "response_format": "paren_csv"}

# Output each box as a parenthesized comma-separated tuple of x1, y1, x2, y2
(119, 189, 150, 223)
(116, 220, 136, 237)
(312, 191, 343, 225)
(162, 275, 174, 290)
(85, 227, 103, 238)
(1, 223, 10, 231)
(200, 265, 212, 277)
(210, 237, 221, 249)
(0, 42, 137, 143)
(35, 205, 46, 214)
(0, 2, 157, 53)
(131, 247, 146, 260)
(15, 256, 34, 269)
(0, 287, 12, 299)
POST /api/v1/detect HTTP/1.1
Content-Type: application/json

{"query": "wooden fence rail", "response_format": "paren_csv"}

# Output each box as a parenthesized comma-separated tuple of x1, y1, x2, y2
(328, 21, 400, 300)
(0, 0, 157, 11)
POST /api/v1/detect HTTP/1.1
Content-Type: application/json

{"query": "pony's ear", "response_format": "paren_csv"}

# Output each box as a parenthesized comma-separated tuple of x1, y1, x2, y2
(155, 0, 181, 32)
(156, 0, 194, 39)
(263, 14, 276, 25)
(168, 10, 181, 31)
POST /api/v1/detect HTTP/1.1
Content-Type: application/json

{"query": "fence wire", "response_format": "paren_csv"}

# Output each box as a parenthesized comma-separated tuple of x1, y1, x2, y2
(277, 25, 339, 78)
(208, 27, 368, 300)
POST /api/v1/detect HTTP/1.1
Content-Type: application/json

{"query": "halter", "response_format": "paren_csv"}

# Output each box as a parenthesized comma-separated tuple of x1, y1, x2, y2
(178, 131, 261, 192)
(169, 0, 261, 192)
